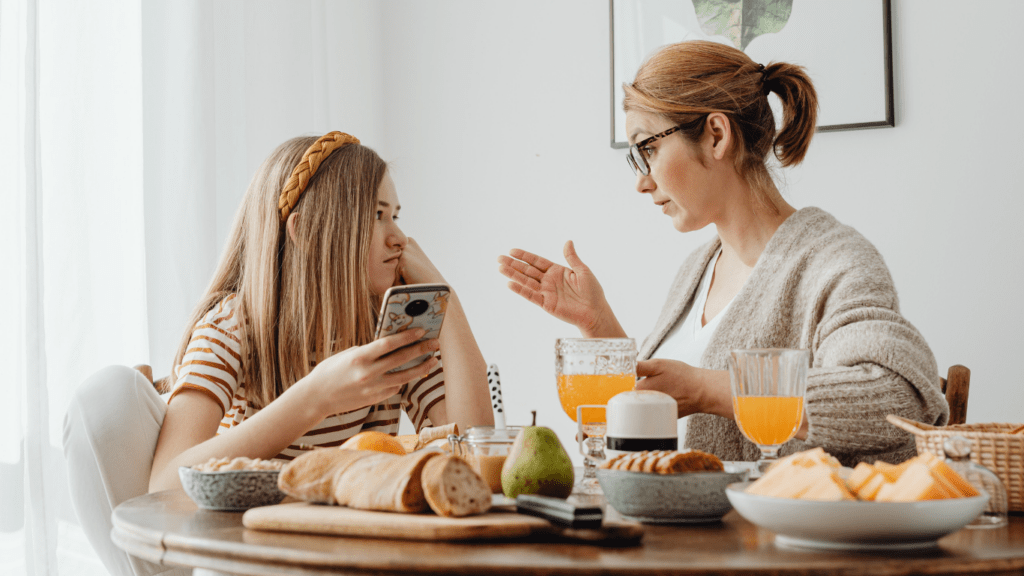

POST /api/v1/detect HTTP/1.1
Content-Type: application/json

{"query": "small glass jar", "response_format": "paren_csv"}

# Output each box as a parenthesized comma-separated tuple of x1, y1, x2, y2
(449, 426, 522, 494)
(943, 436, 1008, 529)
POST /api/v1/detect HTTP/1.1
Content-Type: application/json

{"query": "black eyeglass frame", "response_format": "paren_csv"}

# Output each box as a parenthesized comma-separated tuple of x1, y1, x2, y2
(626, 125, 686, 176)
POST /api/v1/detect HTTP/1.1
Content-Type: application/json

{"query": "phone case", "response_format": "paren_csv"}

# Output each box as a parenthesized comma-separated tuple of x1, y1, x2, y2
(375, 284, 450, 373)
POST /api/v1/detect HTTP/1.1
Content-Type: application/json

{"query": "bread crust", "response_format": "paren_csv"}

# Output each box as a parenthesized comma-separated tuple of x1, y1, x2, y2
(277, 449, 375, 504)
(421, 455, 491, 517)
(332, 450, 440, 513)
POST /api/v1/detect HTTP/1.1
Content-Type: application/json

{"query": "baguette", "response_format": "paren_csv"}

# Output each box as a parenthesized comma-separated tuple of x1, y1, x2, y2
(421, 455, 491, 517)
(277, 449, 375, 504)
(333, 450, 440, 513)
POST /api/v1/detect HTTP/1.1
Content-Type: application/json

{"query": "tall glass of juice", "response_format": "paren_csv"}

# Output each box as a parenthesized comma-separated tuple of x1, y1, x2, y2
(555, 338, 637, 494)
(728, 348, 809, 478)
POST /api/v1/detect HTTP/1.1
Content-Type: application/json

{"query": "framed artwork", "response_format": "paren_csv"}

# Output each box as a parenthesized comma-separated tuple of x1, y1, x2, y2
(610, 0, 894, 148)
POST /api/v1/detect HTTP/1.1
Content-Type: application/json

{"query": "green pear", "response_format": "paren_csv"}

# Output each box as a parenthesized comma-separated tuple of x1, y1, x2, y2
(501, 414, 574, 499)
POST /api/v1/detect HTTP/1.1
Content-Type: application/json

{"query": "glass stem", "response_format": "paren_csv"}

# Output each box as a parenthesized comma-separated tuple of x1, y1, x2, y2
(583, 437, 604, 479)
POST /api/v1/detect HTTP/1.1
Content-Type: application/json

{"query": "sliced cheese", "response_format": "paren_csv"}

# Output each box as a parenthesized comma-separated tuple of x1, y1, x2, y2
(846, 462, 877, 493)
(857, 473, 888, 501)
(874, 459, 913, 483)
(927, 460, 980, 497)
(876, 462, 949, 502)
(800, 467, 856, 501)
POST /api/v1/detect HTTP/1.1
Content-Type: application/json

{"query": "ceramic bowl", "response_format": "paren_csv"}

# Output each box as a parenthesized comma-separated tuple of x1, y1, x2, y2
(178, 466, 286, 511)
(726, 481, 989, 550)
(596, 465, 749, 523)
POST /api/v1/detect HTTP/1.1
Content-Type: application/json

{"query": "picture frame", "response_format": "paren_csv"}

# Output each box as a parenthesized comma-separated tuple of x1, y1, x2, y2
(610, 0, 894, 148)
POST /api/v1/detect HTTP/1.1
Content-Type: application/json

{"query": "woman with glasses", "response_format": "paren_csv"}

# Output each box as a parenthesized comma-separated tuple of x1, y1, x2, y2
(498, 40, 946, 467)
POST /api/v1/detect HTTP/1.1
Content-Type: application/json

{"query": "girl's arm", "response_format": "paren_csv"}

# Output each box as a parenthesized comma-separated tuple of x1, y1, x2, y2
(426, 289, 493, 431)
(150, 328, 440, 492)
(149, 381, 325, 492)
(399, 239, 492, 431)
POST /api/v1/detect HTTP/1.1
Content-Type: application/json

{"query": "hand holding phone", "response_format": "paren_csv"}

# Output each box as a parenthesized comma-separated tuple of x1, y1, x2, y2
(374, 283, 450, 373)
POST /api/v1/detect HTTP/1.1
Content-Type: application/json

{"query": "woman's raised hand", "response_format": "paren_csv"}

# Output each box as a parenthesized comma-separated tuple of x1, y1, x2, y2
(498, 240, 623, 337)
(307, 328, 439, 416)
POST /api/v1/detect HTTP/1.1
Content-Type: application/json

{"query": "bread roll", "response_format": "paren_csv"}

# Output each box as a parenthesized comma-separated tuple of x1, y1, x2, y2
(421, 455, 491, 517)
(599, 449, 724, 474)
(277, 449, 375, 504)
(333, 450, 440, 513)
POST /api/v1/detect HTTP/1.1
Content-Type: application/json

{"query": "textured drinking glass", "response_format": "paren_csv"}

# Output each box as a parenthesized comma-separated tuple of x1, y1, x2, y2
(555, 338, 637, 494)
(728, 348, 809, 477)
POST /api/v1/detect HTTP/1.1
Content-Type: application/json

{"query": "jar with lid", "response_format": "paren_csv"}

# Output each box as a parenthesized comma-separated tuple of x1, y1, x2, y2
(449, 426, 522, 494)
(943, 435, 1008, 528)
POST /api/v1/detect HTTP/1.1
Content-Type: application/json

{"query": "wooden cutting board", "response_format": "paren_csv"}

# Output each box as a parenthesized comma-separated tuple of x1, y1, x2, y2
(242, 502, 643, 544)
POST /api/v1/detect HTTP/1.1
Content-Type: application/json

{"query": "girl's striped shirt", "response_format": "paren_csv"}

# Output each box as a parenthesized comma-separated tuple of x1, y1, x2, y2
(168, 294, 445, 460)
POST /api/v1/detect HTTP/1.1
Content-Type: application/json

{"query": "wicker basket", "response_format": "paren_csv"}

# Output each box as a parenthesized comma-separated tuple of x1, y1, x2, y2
(887, 415, 1024, 512)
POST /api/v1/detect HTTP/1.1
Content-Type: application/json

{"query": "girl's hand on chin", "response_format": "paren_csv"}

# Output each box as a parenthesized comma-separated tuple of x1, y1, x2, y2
(398, 238, 446, 285)
(307, 328, 440, 416)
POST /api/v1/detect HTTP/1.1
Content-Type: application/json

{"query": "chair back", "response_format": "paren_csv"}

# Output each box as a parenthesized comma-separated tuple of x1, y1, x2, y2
(940, 365, 970, 425)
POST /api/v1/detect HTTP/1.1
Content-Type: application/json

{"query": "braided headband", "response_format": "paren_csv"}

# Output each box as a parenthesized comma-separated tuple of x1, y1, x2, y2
(278, 131, 360, 222)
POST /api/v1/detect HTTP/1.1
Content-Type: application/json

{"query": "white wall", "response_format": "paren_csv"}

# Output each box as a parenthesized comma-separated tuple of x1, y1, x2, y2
(377, 0, 1024, 461)
(144, 0, 388, 378)
(143, 1, 1023, 464)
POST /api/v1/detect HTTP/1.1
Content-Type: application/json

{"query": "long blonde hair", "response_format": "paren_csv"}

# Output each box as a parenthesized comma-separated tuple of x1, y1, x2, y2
(623, 40, 818, 208)
(164, 136, 386, 409)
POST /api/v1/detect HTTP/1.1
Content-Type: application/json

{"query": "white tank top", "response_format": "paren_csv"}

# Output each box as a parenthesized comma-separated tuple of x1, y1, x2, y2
(651, 248, 732, 445)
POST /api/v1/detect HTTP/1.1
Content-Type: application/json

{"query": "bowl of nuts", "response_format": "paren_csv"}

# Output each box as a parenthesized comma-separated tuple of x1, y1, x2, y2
(179, 457, 286, 511)
(596, 450, 750, 523)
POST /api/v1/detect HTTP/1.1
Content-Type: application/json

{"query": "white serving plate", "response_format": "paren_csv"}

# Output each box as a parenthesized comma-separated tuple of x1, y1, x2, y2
(725, 481, 989, 551)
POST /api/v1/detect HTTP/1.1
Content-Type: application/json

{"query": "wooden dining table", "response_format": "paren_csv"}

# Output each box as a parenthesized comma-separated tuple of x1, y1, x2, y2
(111, 488, 1024, 576)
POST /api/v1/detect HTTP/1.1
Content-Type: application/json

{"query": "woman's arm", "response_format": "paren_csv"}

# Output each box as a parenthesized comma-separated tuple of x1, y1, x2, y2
(635, 360, 812, 441)
(499, 241, 627, 338)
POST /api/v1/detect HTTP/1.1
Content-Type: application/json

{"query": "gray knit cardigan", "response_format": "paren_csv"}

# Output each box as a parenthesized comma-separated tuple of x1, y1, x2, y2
(639, 207, 948, 467)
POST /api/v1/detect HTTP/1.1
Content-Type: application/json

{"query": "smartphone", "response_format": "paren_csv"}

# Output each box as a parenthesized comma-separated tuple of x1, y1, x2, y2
(374, 283, 450, 373)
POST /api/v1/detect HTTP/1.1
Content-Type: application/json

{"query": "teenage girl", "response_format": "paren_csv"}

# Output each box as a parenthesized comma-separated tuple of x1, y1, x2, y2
(65, 132, 493, 576)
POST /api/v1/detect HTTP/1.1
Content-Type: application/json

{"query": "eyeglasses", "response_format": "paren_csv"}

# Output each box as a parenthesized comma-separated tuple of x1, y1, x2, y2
(626, 125, 686, 176)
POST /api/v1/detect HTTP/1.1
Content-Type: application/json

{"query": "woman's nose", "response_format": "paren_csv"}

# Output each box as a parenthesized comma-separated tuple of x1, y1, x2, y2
(635, 172, 655, 195)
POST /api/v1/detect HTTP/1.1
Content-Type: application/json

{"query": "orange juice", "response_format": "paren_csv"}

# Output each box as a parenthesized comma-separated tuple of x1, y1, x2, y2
(733, 396, 804, 446)
(557, 373, 635, 422)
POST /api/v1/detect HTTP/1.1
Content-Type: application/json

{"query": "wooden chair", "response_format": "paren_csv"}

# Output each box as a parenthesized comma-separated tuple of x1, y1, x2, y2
(940, 365, 970, 425)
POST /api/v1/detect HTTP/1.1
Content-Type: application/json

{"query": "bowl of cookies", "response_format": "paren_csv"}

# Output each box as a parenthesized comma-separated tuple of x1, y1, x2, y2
(596, 450, 749, 523)
(179, 456, 286, 511)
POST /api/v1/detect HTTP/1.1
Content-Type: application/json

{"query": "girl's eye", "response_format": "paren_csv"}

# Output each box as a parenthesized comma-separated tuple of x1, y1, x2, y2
(643, 146, 656, 157)
(376, 211, 383, 220)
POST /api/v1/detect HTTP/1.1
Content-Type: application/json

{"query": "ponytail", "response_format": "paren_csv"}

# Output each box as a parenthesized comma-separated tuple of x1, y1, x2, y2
(763, 62, 817, 167)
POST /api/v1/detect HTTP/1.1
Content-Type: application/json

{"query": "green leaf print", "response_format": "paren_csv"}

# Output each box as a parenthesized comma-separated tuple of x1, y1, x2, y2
(691, 0, 793, 51)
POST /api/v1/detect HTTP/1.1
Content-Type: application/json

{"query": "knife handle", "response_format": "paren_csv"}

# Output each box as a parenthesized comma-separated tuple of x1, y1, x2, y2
(515, 494, 603, 529)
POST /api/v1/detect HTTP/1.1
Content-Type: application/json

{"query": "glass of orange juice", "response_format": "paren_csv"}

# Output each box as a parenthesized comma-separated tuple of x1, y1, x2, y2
(728, 348, 809, 478)
(555, 338, 637, 493)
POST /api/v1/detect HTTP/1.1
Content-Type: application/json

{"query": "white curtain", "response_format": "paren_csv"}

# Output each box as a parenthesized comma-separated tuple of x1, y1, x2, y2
(0, 1, 385, 574)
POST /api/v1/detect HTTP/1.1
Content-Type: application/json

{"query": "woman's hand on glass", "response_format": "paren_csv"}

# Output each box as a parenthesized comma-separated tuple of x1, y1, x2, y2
(306, 328, 439, 416)
(498, 240, 618, 335)
(635, 359, 728, 418)
(398, 237, 446, 285)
